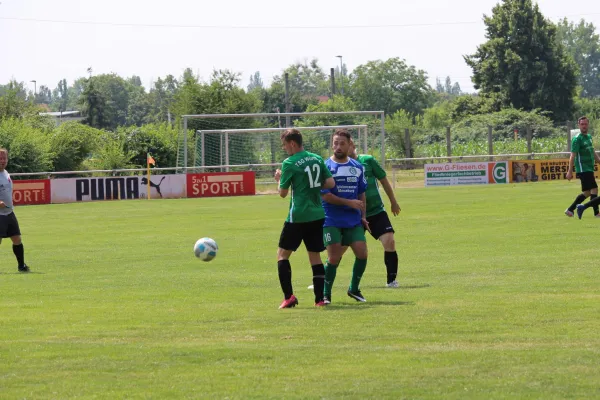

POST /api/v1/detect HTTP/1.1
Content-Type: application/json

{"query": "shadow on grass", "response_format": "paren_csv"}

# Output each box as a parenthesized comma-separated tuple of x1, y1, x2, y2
(1, 271, 45, 275)
(365, 283, 431, 290)
(322, 300, 415, 310)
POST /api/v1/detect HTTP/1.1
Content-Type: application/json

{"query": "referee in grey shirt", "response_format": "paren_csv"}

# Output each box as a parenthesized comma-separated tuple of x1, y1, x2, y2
(0, 148, 29, 272)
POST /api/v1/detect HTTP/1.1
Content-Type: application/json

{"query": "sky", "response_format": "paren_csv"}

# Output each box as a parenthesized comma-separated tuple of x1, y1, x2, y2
(1, 0, 599, 95)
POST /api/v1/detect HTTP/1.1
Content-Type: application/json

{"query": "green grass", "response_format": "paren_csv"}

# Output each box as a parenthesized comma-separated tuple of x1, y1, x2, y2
(1, 181, 600, 399)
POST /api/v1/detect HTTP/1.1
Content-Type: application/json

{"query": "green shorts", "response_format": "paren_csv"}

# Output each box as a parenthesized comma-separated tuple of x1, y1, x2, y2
(323, 226, 366, 247)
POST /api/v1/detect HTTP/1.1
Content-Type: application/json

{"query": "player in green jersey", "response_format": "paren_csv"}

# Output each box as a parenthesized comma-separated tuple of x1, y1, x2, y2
(275, 129, 335, 309)
(565, 117, 600, 219)
(350, 143, 402, 287)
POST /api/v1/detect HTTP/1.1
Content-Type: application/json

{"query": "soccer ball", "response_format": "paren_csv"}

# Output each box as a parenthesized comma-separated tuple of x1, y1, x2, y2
(194, 237, 218, 261)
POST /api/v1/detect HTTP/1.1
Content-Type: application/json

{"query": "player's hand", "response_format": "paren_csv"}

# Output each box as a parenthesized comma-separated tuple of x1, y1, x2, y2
(391, 202, 401, 216)
(566, 171, 573, 181)
(362, 217, 371, 233)
(274, 169, 282, 182)
(347, 199, 364, 210)
(0, 201, 6, 208)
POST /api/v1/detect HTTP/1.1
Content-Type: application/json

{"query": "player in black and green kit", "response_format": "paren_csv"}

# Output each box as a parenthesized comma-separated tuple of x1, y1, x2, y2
(351, 144, 402, 287)
(564, 117, 600, 219)
(275, 129, 335, 309)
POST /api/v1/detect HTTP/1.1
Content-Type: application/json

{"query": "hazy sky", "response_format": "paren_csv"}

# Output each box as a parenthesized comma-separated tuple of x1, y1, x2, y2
(1, 0, 599, 94)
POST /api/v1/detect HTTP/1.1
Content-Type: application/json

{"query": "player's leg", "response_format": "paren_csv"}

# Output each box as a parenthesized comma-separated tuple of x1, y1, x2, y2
(277, 222, 302, 309)
(6, 213, 28, 272)
(368, 212, 398, 287)
(589, 186, 600, 216)
(576, 174, 600, 219)
(323, 227, 343, 303)
(380, 233, 399, 287)
(345, 227, 368, 302)
(308, 245, 346, 290)
(304, 219, 327, 306)
(568, 174, 592, 217)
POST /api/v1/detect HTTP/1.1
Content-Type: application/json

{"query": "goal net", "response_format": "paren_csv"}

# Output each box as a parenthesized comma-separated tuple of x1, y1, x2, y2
(194, 125, 368, 173)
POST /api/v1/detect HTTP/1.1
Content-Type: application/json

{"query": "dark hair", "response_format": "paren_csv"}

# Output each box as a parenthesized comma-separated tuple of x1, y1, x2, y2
(333, 129, 352, 142)
(280, 129, 302, 147)
(578, 116, 589, 123)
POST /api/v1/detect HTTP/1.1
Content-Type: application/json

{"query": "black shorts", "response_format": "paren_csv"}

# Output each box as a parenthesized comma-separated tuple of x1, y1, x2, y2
(577, 172, 598, 192)
(279, 218, 325, 253)
(366, 211, 395, 240)
(0, 212, 21, 238)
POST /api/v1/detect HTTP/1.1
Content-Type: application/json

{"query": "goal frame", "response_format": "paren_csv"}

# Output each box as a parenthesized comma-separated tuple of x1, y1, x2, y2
(179, 111, 386, 171)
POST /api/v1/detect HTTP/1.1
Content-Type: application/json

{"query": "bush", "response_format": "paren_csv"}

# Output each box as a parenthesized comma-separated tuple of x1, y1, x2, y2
(0, 118, 53, 173)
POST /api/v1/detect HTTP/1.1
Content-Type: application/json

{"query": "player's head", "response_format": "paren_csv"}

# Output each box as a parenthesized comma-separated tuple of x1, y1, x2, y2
(332, 129, 352, 161)
(280, 129, 303, 155)
(579, 116, 590, 134)
(0, 148, 7, 171)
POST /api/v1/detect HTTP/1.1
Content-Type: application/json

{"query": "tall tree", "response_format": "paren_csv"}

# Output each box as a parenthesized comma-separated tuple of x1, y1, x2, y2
(80, 77, 108, 129)
(465, 0, 577, 121)
(350, 57, 433, 115)
(247, 71, 264, 92)
(52, 79, 69, 112)
(556, 18, 600, 98)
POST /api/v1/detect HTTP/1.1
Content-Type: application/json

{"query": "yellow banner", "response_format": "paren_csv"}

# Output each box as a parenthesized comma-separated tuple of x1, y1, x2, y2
(510, 159, 600, 183)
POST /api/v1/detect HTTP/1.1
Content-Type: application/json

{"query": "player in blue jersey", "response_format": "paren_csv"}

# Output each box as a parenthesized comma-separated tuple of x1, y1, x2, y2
(320, 129, 369, 304)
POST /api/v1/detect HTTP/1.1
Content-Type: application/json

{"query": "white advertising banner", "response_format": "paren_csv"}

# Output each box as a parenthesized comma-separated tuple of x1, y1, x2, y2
(424, 162, 509, 187)
(50, 174, 187, 204)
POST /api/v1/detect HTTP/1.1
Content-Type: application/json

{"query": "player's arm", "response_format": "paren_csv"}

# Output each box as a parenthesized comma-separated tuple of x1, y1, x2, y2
(358, 192, 371, 232)
(320, 159, 335, 189)
(566, 152, 577, 180)
(321, 192, 363, 209)
(379, 177, 401, 216)
(567, 137, 579, 180)
(276, 163, 292, 198)
(322, 177, 335, 189)
(369, 157, 400, 215)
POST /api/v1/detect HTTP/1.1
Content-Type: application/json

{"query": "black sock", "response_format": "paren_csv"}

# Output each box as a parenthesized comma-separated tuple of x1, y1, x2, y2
(311, 264, 325, 303)
(277, 260, 293, 299)
(583, 195, 600, 211)
(384, 251, 398, 284)
(591, 194, 599, 215)
(13, 244, 25, 266)
(569, 194, 587, 211)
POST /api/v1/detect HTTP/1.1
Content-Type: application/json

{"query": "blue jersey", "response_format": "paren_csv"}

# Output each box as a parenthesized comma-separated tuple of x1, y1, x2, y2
(321, 158, 367, 228)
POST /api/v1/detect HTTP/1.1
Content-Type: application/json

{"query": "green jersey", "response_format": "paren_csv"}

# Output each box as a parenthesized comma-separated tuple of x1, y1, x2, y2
(571, 132, 596, 173)
(279, 150, 332, 223)
(356, 154, 387, 217)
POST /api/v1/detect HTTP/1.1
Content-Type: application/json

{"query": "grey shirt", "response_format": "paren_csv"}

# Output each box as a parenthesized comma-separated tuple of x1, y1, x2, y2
(0, 170, 14, 215)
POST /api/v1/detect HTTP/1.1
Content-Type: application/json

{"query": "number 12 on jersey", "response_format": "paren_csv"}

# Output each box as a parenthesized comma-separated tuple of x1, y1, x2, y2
(304, 164, 321, 188)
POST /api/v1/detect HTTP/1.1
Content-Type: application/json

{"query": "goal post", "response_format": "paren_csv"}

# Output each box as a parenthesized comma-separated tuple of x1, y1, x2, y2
(194, 125, 369, 172)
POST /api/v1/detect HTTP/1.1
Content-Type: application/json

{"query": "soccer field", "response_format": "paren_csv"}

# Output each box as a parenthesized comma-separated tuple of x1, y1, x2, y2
(1, 181, 599, 399)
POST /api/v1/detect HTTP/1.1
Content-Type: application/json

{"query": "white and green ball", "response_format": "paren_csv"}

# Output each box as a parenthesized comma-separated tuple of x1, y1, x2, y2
(194, 237, 218, 261)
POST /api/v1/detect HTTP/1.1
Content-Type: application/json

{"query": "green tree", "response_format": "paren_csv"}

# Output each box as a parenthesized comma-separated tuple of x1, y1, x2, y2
(465, 0, 577, 121)
(80, 77, 109, 129)
(148, 75, 178, 123)
(247, 71, 264, 92)
(0, 81, 31, 119)
(556, 18, 600, 98)
(349, 57, 433, 115)
(263, 59, 329, 116)
(52, 79, 70, 112)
